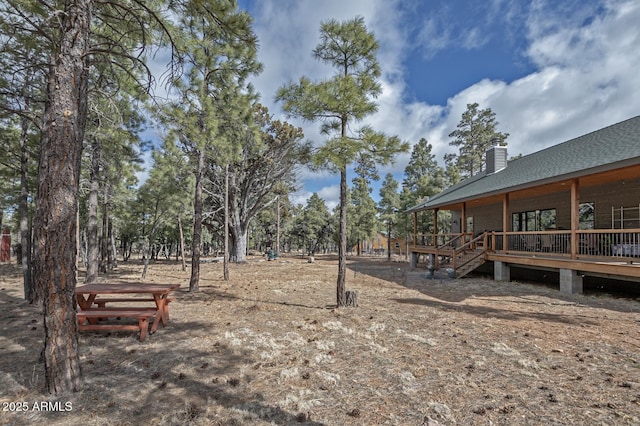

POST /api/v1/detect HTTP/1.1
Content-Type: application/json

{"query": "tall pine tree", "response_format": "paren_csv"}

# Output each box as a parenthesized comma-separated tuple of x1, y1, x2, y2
(350, 155, 379, 256)
(277, 17, 407, 306)
(158, 0, 261, 290)
(447, 103, 509, 178)
(378, 173, 400, 260)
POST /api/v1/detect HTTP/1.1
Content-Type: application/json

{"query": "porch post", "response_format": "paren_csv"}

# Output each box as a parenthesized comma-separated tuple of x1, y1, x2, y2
(496, 193, 511, 281)
(433, 208, 438, 234)
(503, 193, 509, 251)
(570, 179, 579, 259)
(413, 211, 417, 245)
(461, 203, 466, 235)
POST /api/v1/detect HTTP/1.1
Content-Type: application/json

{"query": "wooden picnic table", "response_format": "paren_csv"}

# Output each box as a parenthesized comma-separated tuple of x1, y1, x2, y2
(75, 283, 180, 339)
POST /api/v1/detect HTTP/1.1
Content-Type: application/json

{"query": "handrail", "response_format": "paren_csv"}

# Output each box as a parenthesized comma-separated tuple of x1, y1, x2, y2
(415, 232, 476, 248)
(438, 233, 464, 250)
(452, 233, 487, 271)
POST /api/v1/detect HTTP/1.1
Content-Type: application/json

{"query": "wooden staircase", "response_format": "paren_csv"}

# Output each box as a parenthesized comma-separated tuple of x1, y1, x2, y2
(437, 233, 488, 278)
(454, 250, 487, 278)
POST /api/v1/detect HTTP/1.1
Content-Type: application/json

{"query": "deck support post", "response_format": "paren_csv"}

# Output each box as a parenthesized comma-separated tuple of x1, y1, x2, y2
(494, 261, 510, 281)
(560, 269, 583, 294)
(428, 254, 435, 270)
(410, 251, 418, 269)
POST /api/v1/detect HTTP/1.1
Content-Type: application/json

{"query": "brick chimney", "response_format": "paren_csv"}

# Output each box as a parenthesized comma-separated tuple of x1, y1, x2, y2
(485, 139, 507, 174)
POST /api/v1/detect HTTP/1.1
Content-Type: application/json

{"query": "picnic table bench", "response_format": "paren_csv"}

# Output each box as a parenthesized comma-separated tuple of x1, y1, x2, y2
(77, 309, 156, 341)
(75, 283, 180, 341)
(92, 297, 173, 314)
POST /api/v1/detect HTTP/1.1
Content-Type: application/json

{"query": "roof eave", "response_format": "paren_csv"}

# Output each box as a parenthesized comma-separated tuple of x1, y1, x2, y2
(409, 157, 640, 212)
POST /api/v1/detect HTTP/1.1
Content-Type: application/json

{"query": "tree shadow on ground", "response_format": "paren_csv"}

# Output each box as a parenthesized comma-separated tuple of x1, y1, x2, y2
(0, 276, 326, 425)
(391, 296, 603, 326)
(176, 285, 335, 310)
(347, 257, 640, 315)
(70, 319, 327, 425)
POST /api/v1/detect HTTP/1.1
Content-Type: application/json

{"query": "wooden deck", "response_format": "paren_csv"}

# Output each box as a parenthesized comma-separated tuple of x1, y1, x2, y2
(410, 230, 640, 281)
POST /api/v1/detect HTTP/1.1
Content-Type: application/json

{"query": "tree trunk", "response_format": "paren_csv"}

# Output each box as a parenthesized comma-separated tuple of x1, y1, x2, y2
(231, 223, 248, 263)
(387, 222, 391, 261)
(223, 164, 229, 281)
(108, 219, 117, 269)
(276, 196, 280, 255)
(100, 185, 108, 273)
(123, 240, 131, 261)
(142, 257, 149, 278)
(178, 215, 186, 272)
(32, 0, 91, 394)
(337, 165, 347, 306)
(228, 196, 248, 263)
(190, 148, 205, 291)
(86, 139, 100, 284)
(19, 117, 33, 301)
(141, 238, 152, 279)
(345, 290, 357, 307)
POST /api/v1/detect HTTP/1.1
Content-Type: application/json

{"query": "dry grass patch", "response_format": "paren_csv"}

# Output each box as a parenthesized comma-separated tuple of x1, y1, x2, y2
(1, 256, 640, 425)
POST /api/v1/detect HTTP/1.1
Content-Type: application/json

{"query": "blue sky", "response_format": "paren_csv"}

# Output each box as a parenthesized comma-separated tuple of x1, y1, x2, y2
(225, 0, 640, 209)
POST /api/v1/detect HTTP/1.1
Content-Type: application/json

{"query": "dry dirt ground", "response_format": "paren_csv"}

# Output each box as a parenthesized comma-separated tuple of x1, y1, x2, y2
(1, 255, 640, 425)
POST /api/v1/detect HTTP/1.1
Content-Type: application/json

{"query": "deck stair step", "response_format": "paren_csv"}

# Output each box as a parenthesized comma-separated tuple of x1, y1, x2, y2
(455, 255, 486, 278)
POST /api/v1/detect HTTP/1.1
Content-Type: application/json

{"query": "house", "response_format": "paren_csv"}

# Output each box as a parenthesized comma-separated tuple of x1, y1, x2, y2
(351, 232, 388, 255)
(406, 115, 640, 294)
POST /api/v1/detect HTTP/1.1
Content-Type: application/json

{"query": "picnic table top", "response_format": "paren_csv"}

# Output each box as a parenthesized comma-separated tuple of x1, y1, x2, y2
(75, 283, 180, 294)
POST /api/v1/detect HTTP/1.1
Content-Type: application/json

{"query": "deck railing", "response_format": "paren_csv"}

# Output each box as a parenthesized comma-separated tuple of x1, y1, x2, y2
(415, 232, 473, 248)
(489, 229, 640, 260)
(489, 231, 571, 255)
(450, 233, 486, 271)
(414, 229, 640, 261)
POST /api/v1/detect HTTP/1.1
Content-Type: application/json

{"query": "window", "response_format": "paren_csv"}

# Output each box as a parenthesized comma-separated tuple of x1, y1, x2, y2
(512, 213, 521, 232)
(512, 209, 557, 231)
(579, 202, 595, 230)
(540, 209, 557, 230)
(526, 211, 537, 231)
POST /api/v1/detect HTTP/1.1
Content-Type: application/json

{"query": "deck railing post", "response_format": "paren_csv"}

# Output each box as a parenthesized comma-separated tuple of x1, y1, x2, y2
(452, 248, 457, 271)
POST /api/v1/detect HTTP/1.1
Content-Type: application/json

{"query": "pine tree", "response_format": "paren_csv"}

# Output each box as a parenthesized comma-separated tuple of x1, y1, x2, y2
(158, 0, 261, 290)
(191, 104, 309, 265)
(0, 4, 47, 301)
(292, 193, 332, 255)
(403, 138, 445, 199)
(448, 103, 509, 178)
(136, 141, 194, 279)
(277, 17, 408, 306)
(378, 173, 400, 260)
(7, 0, 177, 393)
(401, 138, 447, 237)
(350, 155, 379, 256)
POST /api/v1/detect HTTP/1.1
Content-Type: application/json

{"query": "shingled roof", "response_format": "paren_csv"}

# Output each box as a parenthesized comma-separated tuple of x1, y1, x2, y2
(407, 115, 640, 213)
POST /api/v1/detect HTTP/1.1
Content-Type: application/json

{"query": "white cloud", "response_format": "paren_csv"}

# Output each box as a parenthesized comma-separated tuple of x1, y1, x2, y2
(488, 0, 640, 155)
(399, 0, 640, 160)
(290, 184, 340, 211)
(317, 185, 340, 211)
(416, 17, 451, 59)
(246, 0, 640, 206)
(250, 0, 393, 105)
